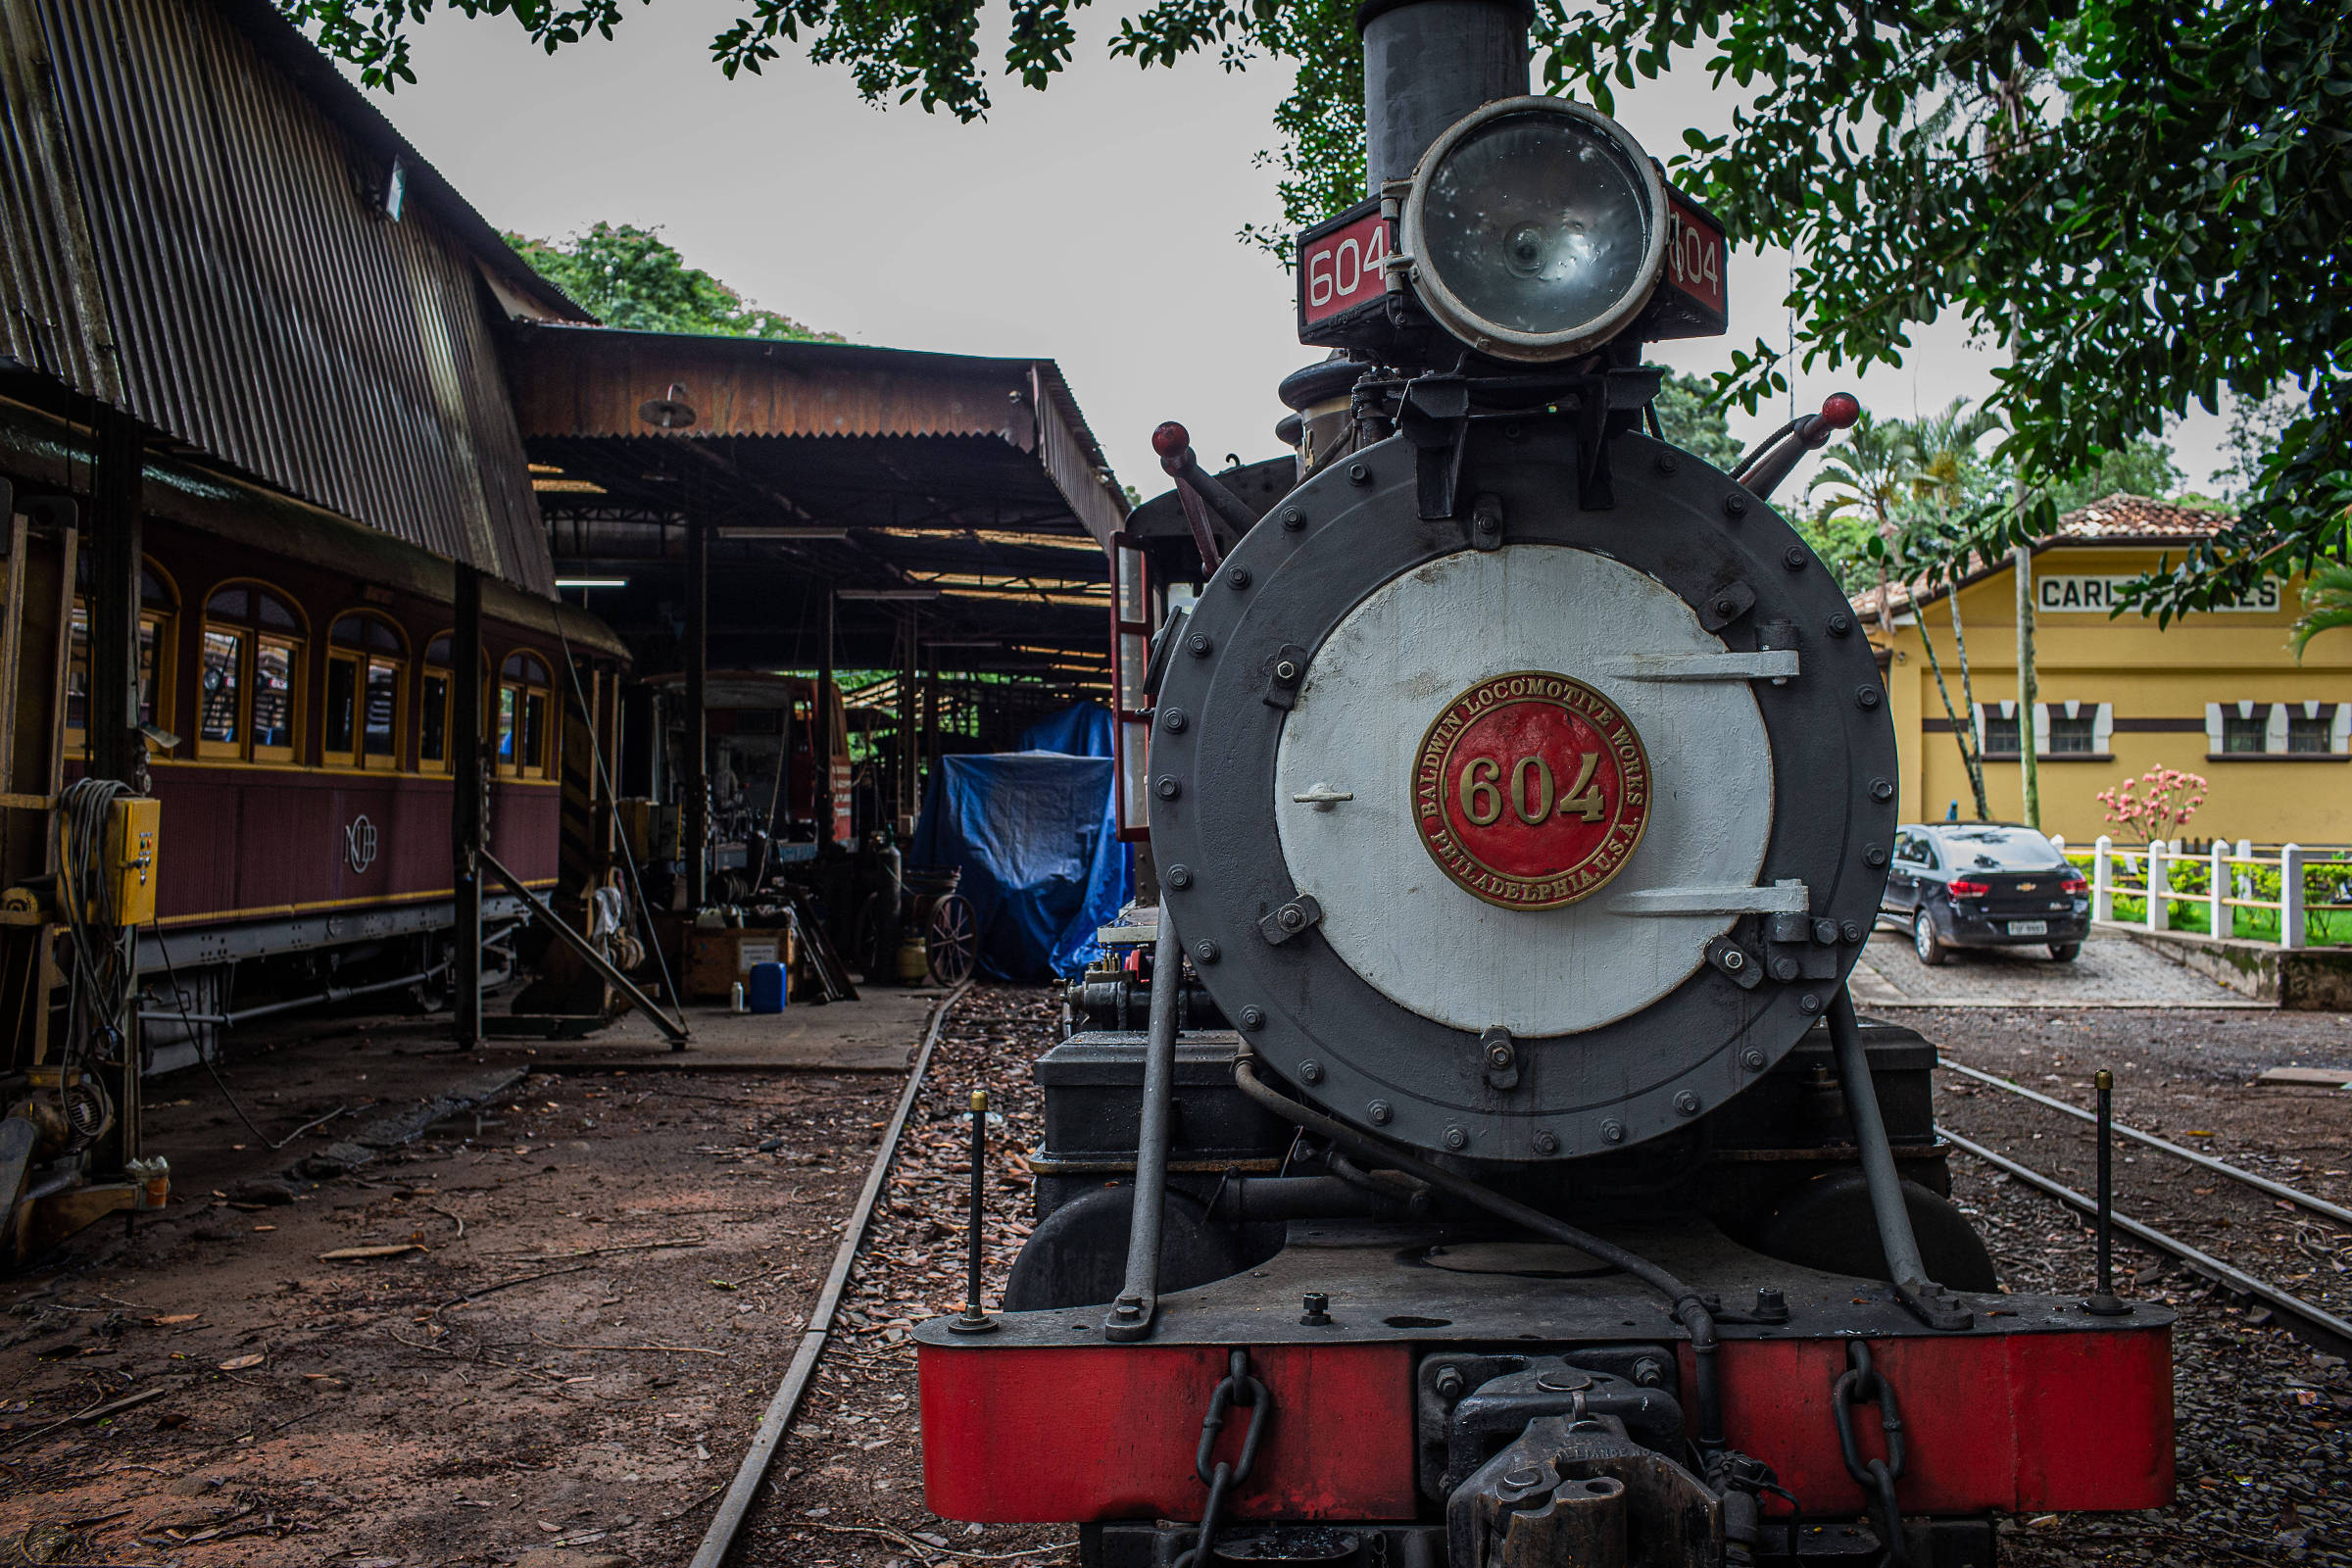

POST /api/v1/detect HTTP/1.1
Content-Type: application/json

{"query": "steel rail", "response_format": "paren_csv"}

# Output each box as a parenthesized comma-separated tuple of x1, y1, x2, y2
(1937, 1126, 2352, 1357)
(1943, 1059, 2352, 1231)
(690, 980, 973, 1568)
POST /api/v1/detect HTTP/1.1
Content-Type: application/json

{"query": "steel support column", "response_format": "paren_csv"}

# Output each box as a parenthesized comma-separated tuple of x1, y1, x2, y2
(898, 610, 918, 826)
(452, 564, 484, 1047)
(815, 588, 836, 848)
(685, 514, 710, 908)
(88, 410, 143, 787)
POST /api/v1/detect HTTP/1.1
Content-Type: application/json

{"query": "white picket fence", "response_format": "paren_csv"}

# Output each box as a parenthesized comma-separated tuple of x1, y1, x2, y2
(2058, 835, 2331, 951)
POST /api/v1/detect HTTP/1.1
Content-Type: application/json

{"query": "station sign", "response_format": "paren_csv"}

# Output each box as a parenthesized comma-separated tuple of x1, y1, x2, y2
(2037, 575, 2282, 613)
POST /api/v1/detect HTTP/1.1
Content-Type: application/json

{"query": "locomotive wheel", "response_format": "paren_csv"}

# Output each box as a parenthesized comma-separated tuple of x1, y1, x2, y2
(925, 894, 977, 986)
(1749, 1169, 1999, 1292)
(1002, 1187, 1244, 1311)
(852, 891, 897, 977)
(1913, 909, 1948, 966)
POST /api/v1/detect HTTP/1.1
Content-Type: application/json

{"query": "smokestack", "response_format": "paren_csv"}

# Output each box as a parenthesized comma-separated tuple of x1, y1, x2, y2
(1357, 0, 1533, 194)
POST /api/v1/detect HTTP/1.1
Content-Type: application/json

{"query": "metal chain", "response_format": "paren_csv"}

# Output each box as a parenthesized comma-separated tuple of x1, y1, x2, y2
(1829, 1340, 1908, 1567)
(1172, 1348, 1272, 1568)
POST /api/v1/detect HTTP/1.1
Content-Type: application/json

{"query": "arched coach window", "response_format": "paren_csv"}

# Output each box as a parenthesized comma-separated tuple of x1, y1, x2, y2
(66, 560, 176, 748)
(198, 581, 304, 763)
(419, 633, 456, 774)
(498, 650, 555, 779)
(325, 612, 408, 771)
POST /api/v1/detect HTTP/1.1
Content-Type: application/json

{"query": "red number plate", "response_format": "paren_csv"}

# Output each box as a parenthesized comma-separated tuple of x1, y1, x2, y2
(1298, 203, 1390, 329)
(1661, 189, 1728, 326)
(1413, 671, 1652, 910)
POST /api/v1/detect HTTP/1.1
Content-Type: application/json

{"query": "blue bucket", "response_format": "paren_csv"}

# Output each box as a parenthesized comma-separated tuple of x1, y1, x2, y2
(747, 960, 787, 1014)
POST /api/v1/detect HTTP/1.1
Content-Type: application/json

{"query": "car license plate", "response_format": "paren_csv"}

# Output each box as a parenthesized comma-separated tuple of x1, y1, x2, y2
(2007, 920, 2048, 936)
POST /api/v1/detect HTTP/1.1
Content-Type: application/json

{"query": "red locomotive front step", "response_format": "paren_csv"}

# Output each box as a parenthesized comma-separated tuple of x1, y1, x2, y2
(917, 1319, 2172, 1523)
(920, 1342, 1419, 1522)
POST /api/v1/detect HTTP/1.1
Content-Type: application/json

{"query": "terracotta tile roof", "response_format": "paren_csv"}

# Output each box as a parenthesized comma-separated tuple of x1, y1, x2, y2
(1847, 493, 2234, 622)
(2056, 493, 2235, 540)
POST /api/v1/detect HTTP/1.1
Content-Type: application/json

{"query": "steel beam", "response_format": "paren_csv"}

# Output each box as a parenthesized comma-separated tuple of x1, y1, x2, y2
(685, 512, 710, 908)
(452, 564, 484, 1047)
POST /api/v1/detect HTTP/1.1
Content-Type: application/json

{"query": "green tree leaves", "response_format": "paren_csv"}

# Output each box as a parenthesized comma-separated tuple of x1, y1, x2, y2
(505, 221, 844, 341)
(289, 0, 2348, 617)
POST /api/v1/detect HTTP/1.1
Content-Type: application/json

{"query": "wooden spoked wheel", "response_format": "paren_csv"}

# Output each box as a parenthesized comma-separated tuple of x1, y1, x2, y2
(925, 894, 978, 985)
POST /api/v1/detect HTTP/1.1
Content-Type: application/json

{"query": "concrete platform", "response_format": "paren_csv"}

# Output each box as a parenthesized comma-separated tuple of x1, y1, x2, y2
(479, 986, 951, 1072)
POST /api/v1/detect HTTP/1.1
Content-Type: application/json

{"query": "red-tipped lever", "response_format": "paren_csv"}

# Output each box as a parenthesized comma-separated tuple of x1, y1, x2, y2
(1728, 391, 1863, 501)
(1151, 420, 1262, 574)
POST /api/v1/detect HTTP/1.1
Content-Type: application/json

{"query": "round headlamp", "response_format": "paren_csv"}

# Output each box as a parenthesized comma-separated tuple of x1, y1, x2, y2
(1400, 98, 1668, 363)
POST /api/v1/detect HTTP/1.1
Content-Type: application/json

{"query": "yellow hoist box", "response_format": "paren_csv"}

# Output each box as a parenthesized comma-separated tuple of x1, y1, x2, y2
(96, 796, 160, 927)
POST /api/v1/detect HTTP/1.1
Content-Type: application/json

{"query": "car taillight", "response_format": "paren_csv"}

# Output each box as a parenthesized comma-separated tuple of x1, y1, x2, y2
(2061, 875, 2087, 895)
(1947, 879, 1991, 898)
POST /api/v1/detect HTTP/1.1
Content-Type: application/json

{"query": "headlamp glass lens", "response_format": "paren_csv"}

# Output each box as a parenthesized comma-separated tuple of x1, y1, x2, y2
(1422, 112, 1653, 338)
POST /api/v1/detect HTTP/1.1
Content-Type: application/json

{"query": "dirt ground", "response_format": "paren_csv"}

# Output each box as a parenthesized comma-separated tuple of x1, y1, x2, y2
(8, 984, 2351, 1568)
(1916, 1004, 2352, 1567)
(0, 1004, 918, 1565)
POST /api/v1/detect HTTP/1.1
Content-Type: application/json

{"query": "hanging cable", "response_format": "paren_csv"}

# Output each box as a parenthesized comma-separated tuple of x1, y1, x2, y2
(53, 776, 132, 1148)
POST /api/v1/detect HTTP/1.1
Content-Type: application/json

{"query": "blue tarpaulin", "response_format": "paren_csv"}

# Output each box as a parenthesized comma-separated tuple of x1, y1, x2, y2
(909, 704, 1130, 980)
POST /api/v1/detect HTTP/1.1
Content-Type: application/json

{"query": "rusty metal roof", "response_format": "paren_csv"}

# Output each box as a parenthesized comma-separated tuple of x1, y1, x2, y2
(0, 0, 585, 593)
(509, 324, 1128, 551)
(514, 325, 1132, 683)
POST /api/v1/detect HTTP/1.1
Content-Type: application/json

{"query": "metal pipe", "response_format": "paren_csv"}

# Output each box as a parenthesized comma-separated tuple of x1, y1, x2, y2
(1231, 1052, 1725, 1450)
(137, 959, 454, 1029)
(1826, 987, 1929, 1290)
(1204, 1175, 1408, 1223)
(1942, 1059, 2352, 1230)
(2082, 1068, 2131, 1315)
(952, 1089, 997, 1333)
(1104, 912, 1183, 1342)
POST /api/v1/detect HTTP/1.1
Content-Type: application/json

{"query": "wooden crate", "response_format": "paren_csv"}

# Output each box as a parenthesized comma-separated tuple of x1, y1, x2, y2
(682, 926, 795, 1002)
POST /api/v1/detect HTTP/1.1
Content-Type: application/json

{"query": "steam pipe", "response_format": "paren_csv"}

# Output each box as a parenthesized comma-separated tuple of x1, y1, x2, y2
(1104, 911, 1183, 1341)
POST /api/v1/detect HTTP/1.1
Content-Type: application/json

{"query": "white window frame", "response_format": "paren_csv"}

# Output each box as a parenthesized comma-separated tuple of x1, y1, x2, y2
(2204, 700, 2347, 756)
(2033, 700, 2112, 758)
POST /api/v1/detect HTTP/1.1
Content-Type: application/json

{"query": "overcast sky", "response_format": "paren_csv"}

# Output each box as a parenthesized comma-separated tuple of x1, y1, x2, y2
(379, 1, 2229, 501)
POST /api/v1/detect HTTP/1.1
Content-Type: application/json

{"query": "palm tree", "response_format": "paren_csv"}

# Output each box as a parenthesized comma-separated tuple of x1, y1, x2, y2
(1807, 413, 1916, 640)
(1900, 399, 2007, 820)
(1818, 404, 1999, 819)
(2289, 562, 2352, 661)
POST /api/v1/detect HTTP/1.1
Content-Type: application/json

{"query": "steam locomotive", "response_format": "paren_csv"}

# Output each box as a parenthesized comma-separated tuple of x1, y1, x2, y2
(916, 2, 2175, 1562)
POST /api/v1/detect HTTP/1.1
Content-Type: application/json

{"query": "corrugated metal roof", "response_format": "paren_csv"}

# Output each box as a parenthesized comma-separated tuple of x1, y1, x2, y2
(508, 324, 1130, 547)
(0, 0, 578, 593)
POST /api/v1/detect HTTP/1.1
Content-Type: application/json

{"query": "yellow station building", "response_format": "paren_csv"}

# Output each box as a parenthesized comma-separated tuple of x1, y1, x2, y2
(1853, 496, 2352, 848)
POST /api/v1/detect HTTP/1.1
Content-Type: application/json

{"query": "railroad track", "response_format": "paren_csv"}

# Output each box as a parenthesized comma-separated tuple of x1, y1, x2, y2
(691, 980, 971, 1568)
(1936, 1059, 2352, 1358)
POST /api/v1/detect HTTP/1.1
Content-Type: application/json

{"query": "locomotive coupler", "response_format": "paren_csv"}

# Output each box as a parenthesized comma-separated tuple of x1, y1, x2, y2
(1446, 1410, 1723, 1568)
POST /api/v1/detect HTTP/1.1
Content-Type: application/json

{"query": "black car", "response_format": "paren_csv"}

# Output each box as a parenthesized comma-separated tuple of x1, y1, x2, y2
(1882, 822, 2090, 964)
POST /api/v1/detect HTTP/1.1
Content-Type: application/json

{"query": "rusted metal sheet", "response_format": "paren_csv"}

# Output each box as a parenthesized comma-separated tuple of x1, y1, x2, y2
(1030, 363, 1125, 550)
(510, 325, 1129, 545)
(0, 0, 575, 594)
